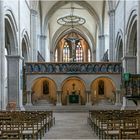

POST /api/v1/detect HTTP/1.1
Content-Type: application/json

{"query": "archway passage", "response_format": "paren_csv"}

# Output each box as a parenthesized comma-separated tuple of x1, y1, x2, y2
(61, 77, 86, 105)
(91, 77, 116, 105)
(32, 78, 57, 105)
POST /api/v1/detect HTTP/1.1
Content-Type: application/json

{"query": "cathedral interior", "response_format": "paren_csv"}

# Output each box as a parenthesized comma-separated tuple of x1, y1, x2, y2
(0, 0, 140, 139)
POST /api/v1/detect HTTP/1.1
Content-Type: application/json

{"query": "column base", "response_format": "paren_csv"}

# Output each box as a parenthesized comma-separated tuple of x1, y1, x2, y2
(16, 105, 25, 111)
(56, 103, 62, 106)
(86, 102, 92, 106)
(121, 105, 126, 110)
(25, 103, 33, 106)
(115, 102, 122, 106)
(121, 97, 127, 110)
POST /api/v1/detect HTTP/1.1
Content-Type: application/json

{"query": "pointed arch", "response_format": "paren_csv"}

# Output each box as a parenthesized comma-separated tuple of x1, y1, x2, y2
(21, 29, 30, 62)
(115, 29, 123, 61)
(4, 8, 18, 55)
(126, 9, 137, 56)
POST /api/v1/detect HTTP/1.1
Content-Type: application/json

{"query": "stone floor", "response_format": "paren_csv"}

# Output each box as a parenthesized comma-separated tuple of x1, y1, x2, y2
(43, 112, 98, 139)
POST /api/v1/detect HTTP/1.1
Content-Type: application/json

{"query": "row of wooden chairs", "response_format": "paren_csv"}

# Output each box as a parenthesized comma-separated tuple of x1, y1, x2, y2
(0, 111, 55, 139)
(88, 110, 140, 139)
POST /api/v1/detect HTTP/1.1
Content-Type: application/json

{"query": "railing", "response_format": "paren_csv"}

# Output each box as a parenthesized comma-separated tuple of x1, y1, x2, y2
(25, 62, 122, 74)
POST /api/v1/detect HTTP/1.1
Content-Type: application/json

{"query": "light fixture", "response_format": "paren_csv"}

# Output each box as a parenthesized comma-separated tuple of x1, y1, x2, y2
(57, 2, 85, 62)
(57, 2, 86, 27)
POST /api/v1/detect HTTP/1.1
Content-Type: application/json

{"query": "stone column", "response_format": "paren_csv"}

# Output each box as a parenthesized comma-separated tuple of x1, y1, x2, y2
(56, 91, 62, 106)
(98, 35, 105, 61)
(39, 35, 47, 60)
(86, 91, 92, 106)
(0, 1, 5, 110)
(30, 9, 38, 62)
(137, 1, 140, 73)
(122, 56, 137, 73)
(26, 91, 32, 106)
(121, 96, 127, 110)
(115, 89, 121, 106)
(6, 56, 24, 110)
(108, 9, 115, 61)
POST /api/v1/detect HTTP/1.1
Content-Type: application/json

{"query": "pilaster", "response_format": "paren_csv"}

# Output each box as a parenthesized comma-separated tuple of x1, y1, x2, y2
(56, 91, 62, 106)
(108, 9, 115, 61)
(137, 1, 140, 73)
(86, 91, 92, 106)
(122, 56, 137, 73)
(0, 1, 5, 110)
(30, 9, 38, 62)
(26, 91, 32, 106)
(115, 89, 121, 106)
(98, 35, 105, 61)
(39, 35, 47, 60)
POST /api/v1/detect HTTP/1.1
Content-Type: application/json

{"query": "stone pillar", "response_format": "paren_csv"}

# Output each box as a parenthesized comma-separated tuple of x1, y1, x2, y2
(0, 1, 5, 110)
(122, 56, 137, 73)
(26, 91, 32, 106)
(86, 91, 92, 106)
(108, 9, 115, 61)
(137, 1, 140, 73)
(39, 35, 47, 60)
(56, 91, 62, 106)
(121, 96, 127, 110)
(6, 56, 24, 110)
(30, 9, 38, 62)
(98, 35, 105, 61)
(115, 89, 121, 106)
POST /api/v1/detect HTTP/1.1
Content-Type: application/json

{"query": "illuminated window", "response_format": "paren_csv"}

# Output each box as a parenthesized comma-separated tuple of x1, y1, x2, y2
(76, 42, 83, 62)
(88, 49, 91, 62)
(63, 42, 70, 62)
(55, 49, 58, 62)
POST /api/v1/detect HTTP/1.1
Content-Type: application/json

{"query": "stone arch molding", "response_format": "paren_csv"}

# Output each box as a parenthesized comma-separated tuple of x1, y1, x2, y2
(115, 29, 123, 61)
(126, 8, 137, 55)
(52, 25, 95, 56)
(31, 77, 57, 92)
(21, 29, 31, 61)
(90, 76, 116, 89)
(61, 76, 86, 90)
(4, 7, 18, 55)
(90, 75, 120, 90)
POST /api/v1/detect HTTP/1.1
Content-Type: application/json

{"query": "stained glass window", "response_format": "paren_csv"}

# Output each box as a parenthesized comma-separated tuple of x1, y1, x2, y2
(76, 42, 83, 62)
(55, 49, 58, 62)
(63, 42, 70, 62)
(88, 49, 91, 62)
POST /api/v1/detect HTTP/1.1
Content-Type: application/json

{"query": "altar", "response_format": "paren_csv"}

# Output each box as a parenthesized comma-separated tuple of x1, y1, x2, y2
(69, 94, 79, 104)
(67, 83, 81, 105)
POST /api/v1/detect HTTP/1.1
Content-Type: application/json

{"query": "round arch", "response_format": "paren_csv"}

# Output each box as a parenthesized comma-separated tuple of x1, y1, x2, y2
(31, 77, 57, 105)
(61, 76, 86, 105)
(90, 76, 116, 105)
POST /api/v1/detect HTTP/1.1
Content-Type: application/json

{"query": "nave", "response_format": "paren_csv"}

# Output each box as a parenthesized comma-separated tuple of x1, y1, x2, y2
(43, 112, 98, 139)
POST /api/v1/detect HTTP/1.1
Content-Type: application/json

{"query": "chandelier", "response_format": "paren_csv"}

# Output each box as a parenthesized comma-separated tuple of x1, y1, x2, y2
(57, 3, 86, 27)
